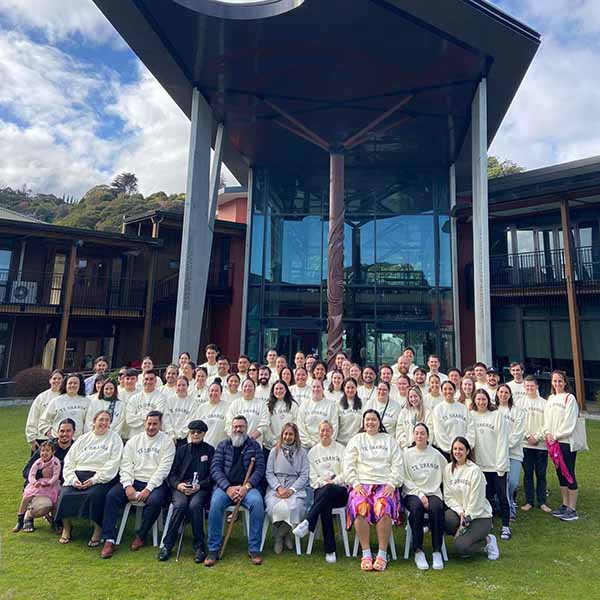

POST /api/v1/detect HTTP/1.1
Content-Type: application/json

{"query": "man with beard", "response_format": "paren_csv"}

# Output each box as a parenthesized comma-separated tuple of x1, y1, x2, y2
(357, 366, 377, 403)
(255, 367, 272, 402)
(392, 354, 412, 384)
(204, 416, 265, 566)
(237, 355, 251, 383)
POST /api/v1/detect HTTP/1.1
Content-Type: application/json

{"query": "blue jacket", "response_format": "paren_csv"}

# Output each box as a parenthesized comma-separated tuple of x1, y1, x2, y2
(211, 437, 265, 492)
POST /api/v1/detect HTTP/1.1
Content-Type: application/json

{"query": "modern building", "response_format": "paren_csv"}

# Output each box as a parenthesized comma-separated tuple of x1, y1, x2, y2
(93, 0, 541, 373)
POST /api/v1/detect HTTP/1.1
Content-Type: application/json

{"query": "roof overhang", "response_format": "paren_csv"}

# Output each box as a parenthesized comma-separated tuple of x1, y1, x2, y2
(94, 0, 539, 190)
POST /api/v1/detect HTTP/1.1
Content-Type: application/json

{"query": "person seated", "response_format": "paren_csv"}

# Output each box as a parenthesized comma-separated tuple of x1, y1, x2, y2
(443, 437, 499, 561)
(100, 411, 175, 558)
(25, 370, 63, 454)
(265, 423, 309, 554)
(13, 442, 61, 534)
(159, 419, 214, 563)
(85, 379, 126, 436)
(293, 420, 347, 563)
(40, 373, 89, 440)
(55, 410, 123, 545)
(343, 409, 403, 572)
(21, 419, 75, 532)
(402, 423, 447, 570)
(204, 416, 266, 567)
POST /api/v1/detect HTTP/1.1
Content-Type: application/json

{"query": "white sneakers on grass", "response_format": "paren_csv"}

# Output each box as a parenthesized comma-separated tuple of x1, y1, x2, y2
(325, 552, 337, 564)
(432, 552, 444, 570)
(486, 534, 500, 560)
(415, 550, 429, 570)
(292, 520, 309, 538)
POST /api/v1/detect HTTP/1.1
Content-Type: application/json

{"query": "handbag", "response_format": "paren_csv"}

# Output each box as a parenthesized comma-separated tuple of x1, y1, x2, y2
(569, 395, 589, 452)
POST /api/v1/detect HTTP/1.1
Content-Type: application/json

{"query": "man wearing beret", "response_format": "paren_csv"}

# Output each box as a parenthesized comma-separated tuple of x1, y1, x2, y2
(158, 419, 214, 563)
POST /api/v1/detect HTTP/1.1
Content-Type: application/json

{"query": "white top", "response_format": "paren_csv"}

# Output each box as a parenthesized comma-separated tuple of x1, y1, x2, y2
(395, 407, 433, 450)
(25, 388, 60, 442)
(255, 385, 271, 402)
(470, 409, 509, 474)
(324, 389, 343, 404)
(431, 401, 475, 454)
(517, 394, 546, 450)
(498, 405, 525, 462)
(423, 393, 443, 412)
(264, 399, 298, 449)
(160, 384, 178, 400)
(119, 431, 175, 491)
(40, 394, 90, 440)
(343, 432, 403, 487)
(62, 430, 123, 486)
(482, 384, 498, 404)
(85, 397, 126, 436)
(164, 393, 198, 440)
(507, 380, 527, 405)
(336, 401, 363, 446)
(297, 398, 339, 449)
(200, 362, 218, 378)
(193, 385, 209, 404)
(402, 445, 446, 500)
(222, 389, 242, 403)
(289, 384, 311, 406)
(544, 392, 579, 451)
(363, 396, 402, 439)
(443, 460, 492, 520)
(357, 385, 376, 404)
(426, 371, 448, 384)
(195, 400, 230, 449)
(225, 397, 270, 444)
(136, 373, 163, 389)
(308, 441, 346, 488)
(125, 389, 167, 438)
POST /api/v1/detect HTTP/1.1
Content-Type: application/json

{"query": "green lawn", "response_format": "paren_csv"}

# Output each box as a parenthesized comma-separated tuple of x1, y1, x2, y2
(1, 405, 598, 600)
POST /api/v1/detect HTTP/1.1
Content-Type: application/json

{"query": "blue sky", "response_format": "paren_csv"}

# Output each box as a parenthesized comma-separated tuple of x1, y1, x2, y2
(0, 0, 599, 198)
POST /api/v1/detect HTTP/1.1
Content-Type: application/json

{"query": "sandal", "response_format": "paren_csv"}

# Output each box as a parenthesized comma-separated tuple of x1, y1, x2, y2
(373, 557, 387, 572)
(360, 557, 373, 571)
(540, 504, 552, 513)
(88, 538, 101, 548)
(59, 535, 71, 544)
(521, 504, 533, 512)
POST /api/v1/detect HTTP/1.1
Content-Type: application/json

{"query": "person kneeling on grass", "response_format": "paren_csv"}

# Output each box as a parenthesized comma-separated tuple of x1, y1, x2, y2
(443, 437, 499, 561)
(204, 416, 266, 567)
(343, 409, 403, 572)
(14, 442, 61, 533)
(100, 411, 175, 559)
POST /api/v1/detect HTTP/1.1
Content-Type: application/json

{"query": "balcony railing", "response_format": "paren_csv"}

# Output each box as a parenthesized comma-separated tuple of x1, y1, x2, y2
(490, 244, 600, 288)
(0, 269, 146, 311)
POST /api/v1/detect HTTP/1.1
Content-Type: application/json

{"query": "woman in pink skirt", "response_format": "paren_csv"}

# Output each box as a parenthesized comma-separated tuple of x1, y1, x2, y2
(343, 409, 404, 571)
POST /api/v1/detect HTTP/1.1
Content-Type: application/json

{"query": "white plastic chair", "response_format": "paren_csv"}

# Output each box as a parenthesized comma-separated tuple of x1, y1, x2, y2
(306, 507, 350, 557)
(116, 501, 162, 547)
(261, 515, 302, 555)
(403, 512, 448, 561)
(352, 528, 397, 560)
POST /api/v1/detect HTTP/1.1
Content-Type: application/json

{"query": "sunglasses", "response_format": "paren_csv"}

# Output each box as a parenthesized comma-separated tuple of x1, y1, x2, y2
(248, 368, 258, 371)
(190, 430, 204, 434)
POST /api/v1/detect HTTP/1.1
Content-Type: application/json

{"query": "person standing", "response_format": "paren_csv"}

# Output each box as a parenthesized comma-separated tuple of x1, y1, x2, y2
(85, 380, 126, 436)
(200, 344, 219, 379)
(225, 378, 269, 445)
(357, 366, 377, 404)
(297, 379, 339, 449)
(40, 374, 89, 440)
(195, 380, 230, 449)
(164, 377, 198, 447)
(507, 362, 527, 405)
(289, 367, 311, 406)
(84, 356, 109, 396)
(363, 381, 401, 439)
(25, 370, 63, 452)
(125, 370, 166, 438)
(426, 355, 448, 384)
(160, 365, 179, 400)
(264, 381, 298, 452)
(396, 386, 433, 451)
(336, 378, 363, 446)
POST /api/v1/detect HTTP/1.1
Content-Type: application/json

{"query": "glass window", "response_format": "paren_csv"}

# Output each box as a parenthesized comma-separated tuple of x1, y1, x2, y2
(439, 216, 451, 288)
(280, 216, 323, 285)
(523, 320, 551, 372)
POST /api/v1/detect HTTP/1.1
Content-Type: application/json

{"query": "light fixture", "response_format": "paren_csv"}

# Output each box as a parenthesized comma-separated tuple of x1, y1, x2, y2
(173, 0, 305, 20)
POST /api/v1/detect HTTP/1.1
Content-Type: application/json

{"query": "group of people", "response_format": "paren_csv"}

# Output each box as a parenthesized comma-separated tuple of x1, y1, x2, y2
(15, 345, 582, 571)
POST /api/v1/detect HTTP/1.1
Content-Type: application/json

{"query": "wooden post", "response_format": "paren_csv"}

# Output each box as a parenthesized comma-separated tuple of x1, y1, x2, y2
(327, 152, 345, 370)
(55, 243, 78, 369)
(560, 197, 585, 409)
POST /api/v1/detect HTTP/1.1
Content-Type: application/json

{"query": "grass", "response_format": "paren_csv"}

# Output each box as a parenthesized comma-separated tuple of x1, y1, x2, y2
(1, 405, 599, 600)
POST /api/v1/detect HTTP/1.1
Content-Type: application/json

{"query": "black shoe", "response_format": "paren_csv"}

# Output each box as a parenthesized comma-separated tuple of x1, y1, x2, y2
(194, 547, 206, 563)
(204, 551, 219, 567)
(158, 547, 171, 561)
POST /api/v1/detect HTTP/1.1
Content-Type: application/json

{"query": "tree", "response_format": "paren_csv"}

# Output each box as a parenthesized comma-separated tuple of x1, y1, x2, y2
(111, 172, 138, 195)
(488, 156, 524, 179)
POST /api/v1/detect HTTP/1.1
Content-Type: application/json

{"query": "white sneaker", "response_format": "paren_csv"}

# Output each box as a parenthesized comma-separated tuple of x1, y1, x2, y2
(414, 550, 429, 570)
(432, 552, 444, 570)
(292, 519, 310, 539)
(485, 534, 500, 560)
(325, 552, 337, 564)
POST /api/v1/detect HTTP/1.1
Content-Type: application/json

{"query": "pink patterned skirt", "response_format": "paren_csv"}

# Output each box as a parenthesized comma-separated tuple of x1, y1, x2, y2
(346, 484, 402, 528)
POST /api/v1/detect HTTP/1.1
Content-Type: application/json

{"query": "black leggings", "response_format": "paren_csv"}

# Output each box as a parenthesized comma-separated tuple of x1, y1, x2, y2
(556, 443, 578, 490)
(306, 485, 348, 554)
(404, 495, 444, 553)
(483, 472, 510, 528)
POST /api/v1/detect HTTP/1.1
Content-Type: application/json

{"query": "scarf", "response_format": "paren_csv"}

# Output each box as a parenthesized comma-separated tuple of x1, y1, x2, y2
(282, 442, 296, 463)
(546, 440, 574, 485)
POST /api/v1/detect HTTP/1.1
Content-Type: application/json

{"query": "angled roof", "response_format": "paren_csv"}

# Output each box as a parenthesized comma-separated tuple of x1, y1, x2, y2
(0, 206, 44, 223)
(94, 0, 539, 189)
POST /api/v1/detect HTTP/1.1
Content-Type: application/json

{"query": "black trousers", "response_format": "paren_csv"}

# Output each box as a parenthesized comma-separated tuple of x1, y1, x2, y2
(484, 472, 510, 527)
(306, 485, 348, 554)
(162, 489, 210, 551)
(404, 494, 444, 553)
(522, 448, 548, 506)
(556, 443, 578, 490)
(101, 480, 169, 542)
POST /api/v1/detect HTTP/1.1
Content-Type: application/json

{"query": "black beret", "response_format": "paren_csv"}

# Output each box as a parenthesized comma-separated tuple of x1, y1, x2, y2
(188, 419, 208, 432)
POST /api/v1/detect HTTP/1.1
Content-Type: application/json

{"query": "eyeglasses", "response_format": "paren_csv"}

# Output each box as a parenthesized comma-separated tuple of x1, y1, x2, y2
(248, 368, 258, 371)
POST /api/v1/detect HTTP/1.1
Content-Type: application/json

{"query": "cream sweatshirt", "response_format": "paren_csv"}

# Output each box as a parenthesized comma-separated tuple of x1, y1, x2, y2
(297, 398, 339, 449)
(200, 361, 218, 378)
(325, 390, 343, 404)
(544, 392, 579, 450)
(160, 384, 178, 400)
(40, 394, 90, 439)
(120, 430, 175, 491)
(507, 380, 527, 405)
(396, 407, 433, 450)
(308, 441, 346, 488)
(402, 445, 446, 500)
(62, 430, 123, 485)
(222, 390, 242, 403)
(264, 399, 298, 449)
(470, 409, 509, 474)
(194, 385, 209, 404)
(424, 393, 443, 412)
(125, 389, 167, 438)
(85, 397, 126, 436)
(164, 393, 198, 440)
(357, 385, 376, 404)
(336, 402, 363, 446)
(225, 397, 269, 443)
(26, 388, 60, 442)
(498, 405, 525, 461)
(343, 432, 403, 487)
(118, 387, 138, 439)
(255, 385, 271, 402)
(363, 397, 402, 439)
(195, 400, 230, 448)
(289, 384, 311, 406)
(136, 374, 163, 389)
(432, 401, 475, 454)
(443, 460, 492, 519)
(517, 395, 546, 450)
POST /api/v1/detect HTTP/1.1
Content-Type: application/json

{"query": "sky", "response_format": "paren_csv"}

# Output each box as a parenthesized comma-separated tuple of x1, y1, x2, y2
(0, 0, 599, 198)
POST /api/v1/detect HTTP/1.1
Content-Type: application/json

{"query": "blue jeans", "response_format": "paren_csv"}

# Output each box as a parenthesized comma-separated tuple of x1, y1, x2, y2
(507, 458, 521, 517)
(207, 488, 264, 554)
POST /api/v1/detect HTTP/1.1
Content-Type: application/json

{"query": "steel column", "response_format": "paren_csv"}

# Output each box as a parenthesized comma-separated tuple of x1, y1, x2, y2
(449, 164, 461, 367)
(239, 168, 254, 353)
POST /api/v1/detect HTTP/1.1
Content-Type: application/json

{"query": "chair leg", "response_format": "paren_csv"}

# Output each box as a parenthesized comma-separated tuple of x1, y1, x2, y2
(389, 530, 397, 561)
(116, 503, 131, 546)
(441, 536, 449, 561)
(339, 514, 351, 558)
(260, 516, 269, 552)
(404, 523, 412, 559)
(295, 533, 302, 555)
(152, 520, 158, 547)
(160, 505, 174, 548)
(306, 531, 315, 555)
(352, 532, 359, 557)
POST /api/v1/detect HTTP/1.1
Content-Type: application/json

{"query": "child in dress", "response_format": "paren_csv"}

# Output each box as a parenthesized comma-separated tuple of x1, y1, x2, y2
(13, 441, 62, 532)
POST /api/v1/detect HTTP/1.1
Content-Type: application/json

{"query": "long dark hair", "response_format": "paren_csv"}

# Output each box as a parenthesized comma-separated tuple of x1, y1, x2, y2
(359, 408, 387, 434)
(496, 384, 513, 409)
(268, 380, 296, 414)
(99, 379, 119, 401)
(340, 377, 362, 411)
(470, 388, 496, 411)
(450, 436, 474, 472)
(60, 373, 85, 396)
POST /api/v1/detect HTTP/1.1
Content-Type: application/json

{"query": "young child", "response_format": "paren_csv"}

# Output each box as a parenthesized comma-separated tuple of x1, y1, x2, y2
(14, 441, 62, 532)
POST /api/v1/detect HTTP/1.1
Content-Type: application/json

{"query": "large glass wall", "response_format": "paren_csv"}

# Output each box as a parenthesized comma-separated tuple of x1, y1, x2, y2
(246, 167, 453, 368)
